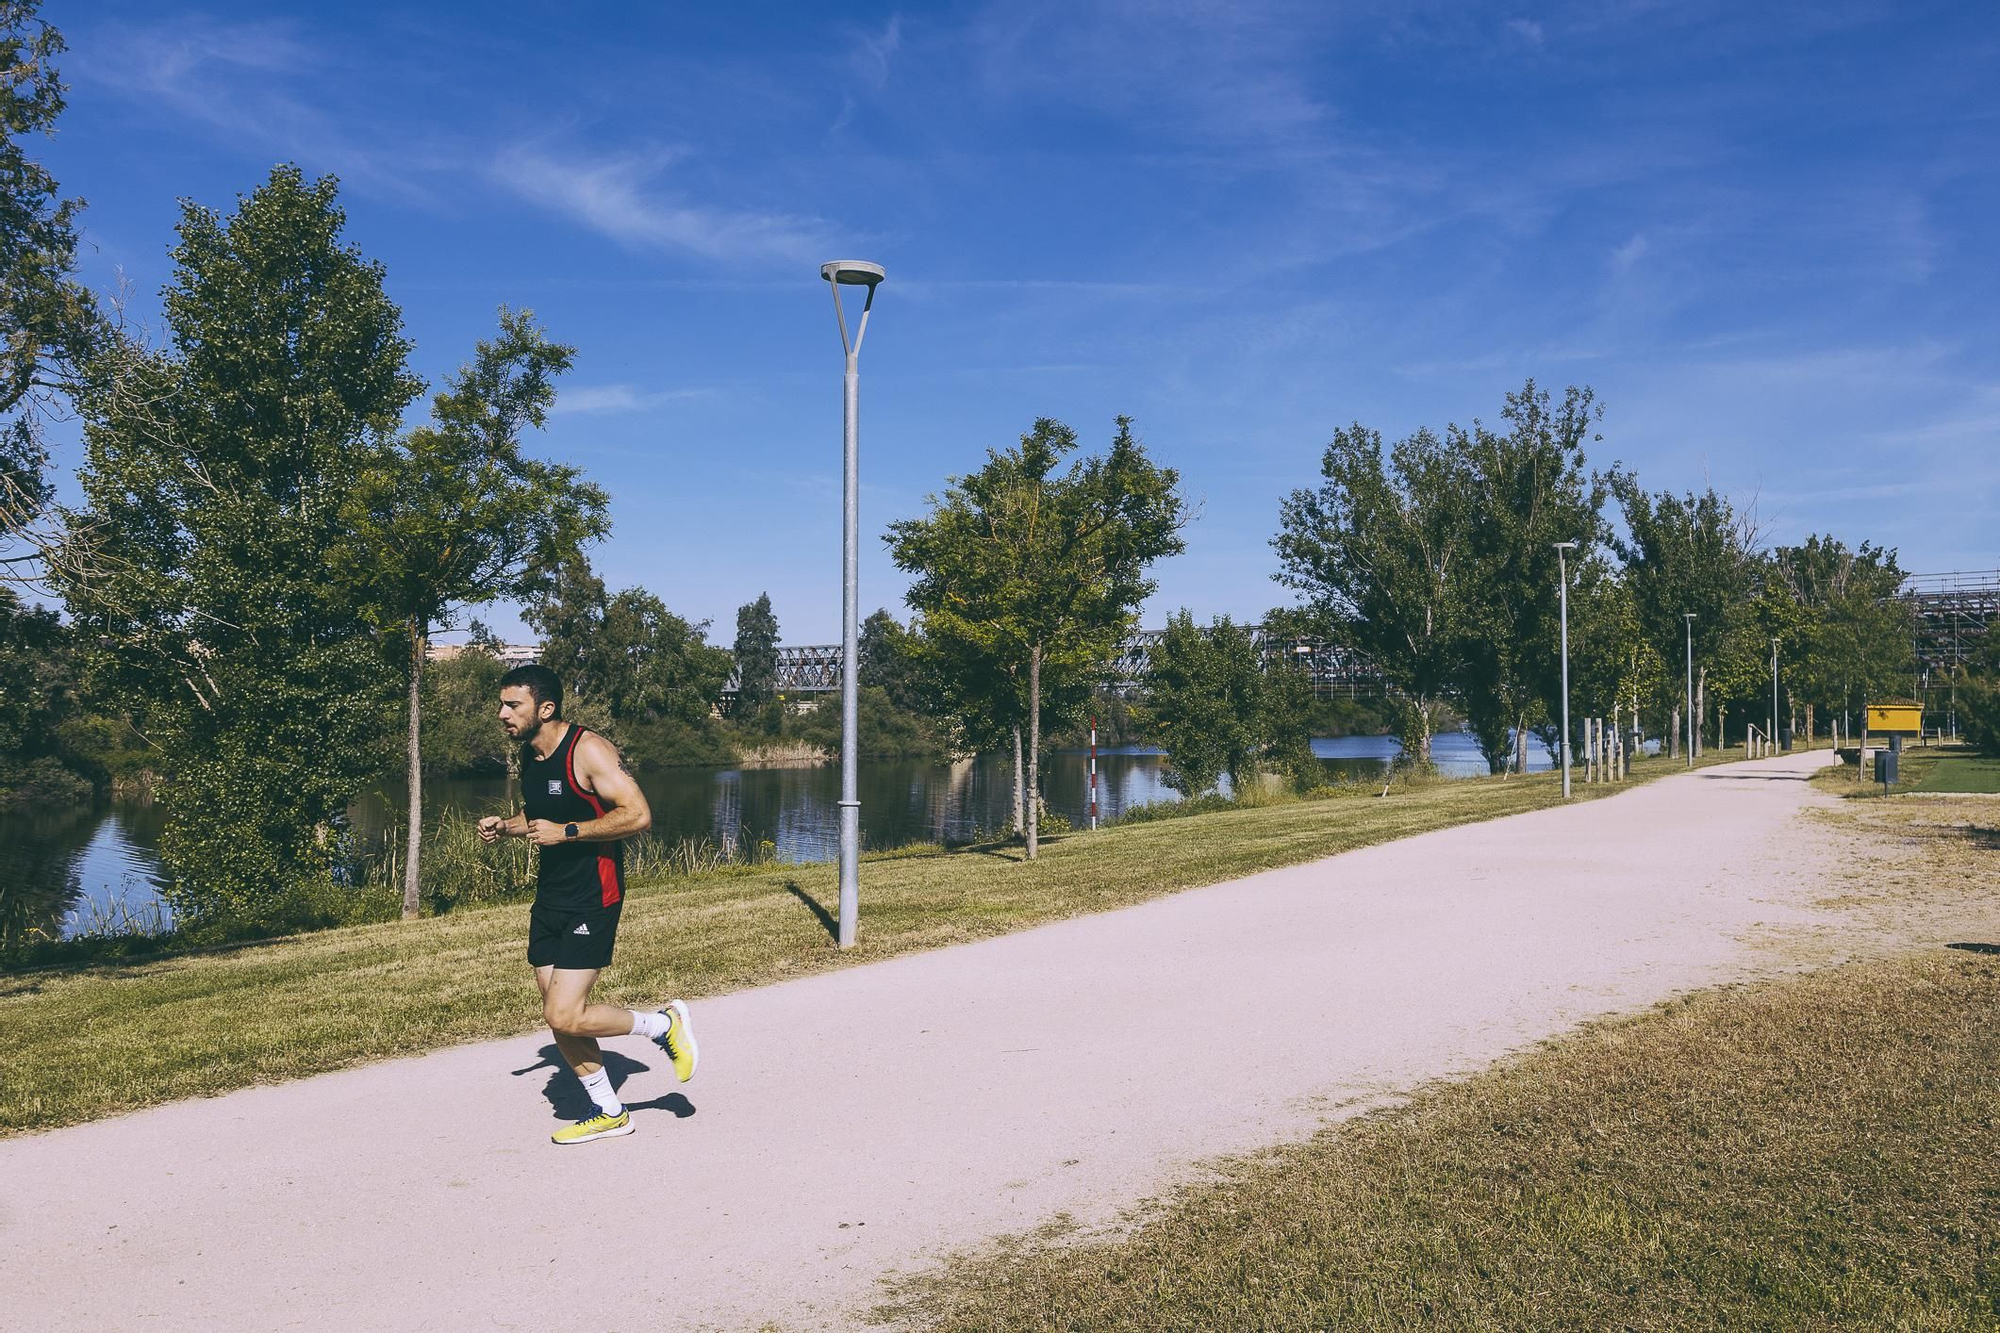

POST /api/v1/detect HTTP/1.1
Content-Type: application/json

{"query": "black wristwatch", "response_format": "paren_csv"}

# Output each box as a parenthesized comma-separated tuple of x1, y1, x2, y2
(564, 823, 579, 840)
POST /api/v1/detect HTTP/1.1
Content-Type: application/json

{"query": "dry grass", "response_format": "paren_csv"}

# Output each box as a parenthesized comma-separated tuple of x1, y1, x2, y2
(1, 755, 1716, 1134)
(875, 795, 2000, 1331)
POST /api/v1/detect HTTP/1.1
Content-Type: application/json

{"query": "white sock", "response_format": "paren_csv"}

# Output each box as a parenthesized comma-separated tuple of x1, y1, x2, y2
(629, 1009, 668, 1040)
(578, 1067, 624, 1118)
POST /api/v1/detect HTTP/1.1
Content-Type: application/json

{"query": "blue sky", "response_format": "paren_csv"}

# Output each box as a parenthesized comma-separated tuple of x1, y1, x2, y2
(38, 0, 2000, 644)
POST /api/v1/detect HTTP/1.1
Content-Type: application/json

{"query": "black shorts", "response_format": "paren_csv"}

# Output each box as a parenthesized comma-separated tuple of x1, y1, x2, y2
(526, 900, 622, 971)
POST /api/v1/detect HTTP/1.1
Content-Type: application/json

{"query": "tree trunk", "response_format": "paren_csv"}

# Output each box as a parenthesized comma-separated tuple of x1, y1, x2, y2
(1670, 704, 1681, 758)
(1514, 712, 1527, 776)
(402, 620, 426, 920)
(1695, 668, 1707, 757)
(1011, 726, 1024, 837)
(1805, 703, 1815, 749)
(1026, 644, 1042, 861)
(1717, 701, 1728, 755)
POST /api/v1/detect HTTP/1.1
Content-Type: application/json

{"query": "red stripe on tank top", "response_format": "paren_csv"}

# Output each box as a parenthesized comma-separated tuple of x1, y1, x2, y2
(598, 854, 621, 908)
(563, 727, 608, 818)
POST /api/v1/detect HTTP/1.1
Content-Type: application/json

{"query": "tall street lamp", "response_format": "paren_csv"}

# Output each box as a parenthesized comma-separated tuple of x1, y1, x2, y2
(1554, 541, 1577, 798)
(1770, 637, 1781, 754)
(1683, 612, 1696, 769)
(823, 259, 884, 950)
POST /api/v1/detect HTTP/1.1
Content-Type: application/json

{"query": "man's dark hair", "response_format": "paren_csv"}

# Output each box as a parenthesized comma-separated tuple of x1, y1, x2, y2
(500, 664, 564, 720)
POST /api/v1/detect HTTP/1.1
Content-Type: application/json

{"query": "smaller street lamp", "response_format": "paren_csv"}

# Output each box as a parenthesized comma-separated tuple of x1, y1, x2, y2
(1554, 542, 1577, 798)
(1770, 637, 1781, 754)
(1683, 612, 1696, 769)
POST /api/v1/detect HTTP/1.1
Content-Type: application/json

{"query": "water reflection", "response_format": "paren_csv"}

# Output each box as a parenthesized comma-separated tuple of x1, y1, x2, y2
(3, 730, 1562, 942)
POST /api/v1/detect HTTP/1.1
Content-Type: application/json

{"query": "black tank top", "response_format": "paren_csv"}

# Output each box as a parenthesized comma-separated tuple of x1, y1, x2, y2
(519, 723, 624, 910)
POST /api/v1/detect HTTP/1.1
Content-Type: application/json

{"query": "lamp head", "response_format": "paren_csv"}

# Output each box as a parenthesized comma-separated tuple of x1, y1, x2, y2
(821, 260, 886, 286)
(1553, 541, 1577, 553)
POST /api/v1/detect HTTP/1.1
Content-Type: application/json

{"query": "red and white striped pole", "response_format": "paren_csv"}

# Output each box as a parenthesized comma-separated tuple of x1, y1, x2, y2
(1089, 716, 1099, 830)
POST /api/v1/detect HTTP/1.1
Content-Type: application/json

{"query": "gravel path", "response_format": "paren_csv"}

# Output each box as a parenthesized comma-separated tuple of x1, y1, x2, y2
(2, 751, 1843, 1332)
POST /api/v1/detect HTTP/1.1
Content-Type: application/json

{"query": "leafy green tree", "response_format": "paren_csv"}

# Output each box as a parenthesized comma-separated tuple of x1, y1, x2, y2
(523, 553, 734, 749)
(858, 608, 928, 715)
(1458, 382, 1608, 774)
(1565, 563, 1662, 754)
(732, 592, 780, 722)
(60, 167, 420, 921)
(889, 416, 1187, 857)
(1607, 476, 1761, 755)
(1768, 536, 1914, 740)
(0, 587, 93, 803)
(1138, 612, 1273, 796)
(1275, 424, 1475, 766)
(419, 645, 510, 778)
(340, 308, 608, 917)
(1, 1, 100, 585)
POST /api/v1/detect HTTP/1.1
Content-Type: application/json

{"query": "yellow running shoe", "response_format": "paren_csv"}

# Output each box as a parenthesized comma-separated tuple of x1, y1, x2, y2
(657, 999, 698, 1082)
(551, 1109, 632, 1145)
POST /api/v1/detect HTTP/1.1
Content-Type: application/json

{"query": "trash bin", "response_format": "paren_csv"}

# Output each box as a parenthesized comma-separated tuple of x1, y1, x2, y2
(1877, 748, 1898, 785)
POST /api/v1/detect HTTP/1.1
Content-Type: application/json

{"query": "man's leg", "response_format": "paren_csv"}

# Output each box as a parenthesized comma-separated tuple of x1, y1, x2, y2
(535, 965, 638, 1076)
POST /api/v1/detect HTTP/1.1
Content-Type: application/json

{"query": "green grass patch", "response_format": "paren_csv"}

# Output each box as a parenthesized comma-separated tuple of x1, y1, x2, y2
(1917, 753, 2000, 794)
(1812, 741, 1988, 798)
(878, 947, 2000, 1331)
(0, 751, 1736, 1135)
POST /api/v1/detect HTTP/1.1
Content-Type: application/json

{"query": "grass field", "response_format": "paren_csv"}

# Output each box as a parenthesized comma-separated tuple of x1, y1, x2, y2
(878, 794, 2000, 1332)
(1, 751, 1739, 1135)
(1918, 753, 2000, 793)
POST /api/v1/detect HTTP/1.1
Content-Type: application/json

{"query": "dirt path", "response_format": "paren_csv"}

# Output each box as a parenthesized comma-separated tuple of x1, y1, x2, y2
(2, 752, 1849, 1331)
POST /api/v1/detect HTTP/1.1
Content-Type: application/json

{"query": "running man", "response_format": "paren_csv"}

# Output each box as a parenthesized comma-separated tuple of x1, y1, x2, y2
(478, 664, 698, 1145)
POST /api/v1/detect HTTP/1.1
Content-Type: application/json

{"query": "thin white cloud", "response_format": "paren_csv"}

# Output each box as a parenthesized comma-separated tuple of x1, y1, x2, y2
(490, 146, 830, 263)
(1506, 17, 1547, 46)
(550, 384, 711, 417)
(76, 16, 441, 205)
(1611, 232, 1649, 272)
(857, 14, 903, 89)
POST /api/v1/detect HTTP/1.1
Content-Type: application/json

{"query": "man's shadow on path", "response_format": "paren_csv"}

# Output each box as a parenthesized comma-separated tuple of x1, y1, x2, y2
(510, 1045, 696, 1121)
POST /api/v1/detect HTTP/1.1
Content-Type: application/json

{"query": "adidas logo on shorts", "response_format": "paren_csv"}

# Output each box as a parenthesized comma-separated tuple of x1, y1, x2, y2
(572, 922, 590, 935)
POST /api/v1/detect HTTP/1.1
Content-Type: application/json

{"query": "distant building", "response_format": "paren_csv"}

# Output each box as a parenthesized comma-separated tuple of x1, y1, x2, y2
(427, 641, 540, 669)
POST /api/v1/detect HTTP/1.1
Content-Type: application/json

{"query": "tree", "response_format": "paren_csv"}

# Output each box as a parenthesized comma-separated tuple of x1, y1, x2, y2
(1275, 424, 1474, 766)
(732, 592, 780, 721)
(60, 167, 421, 921)
(1768, 536, 1914, 740)
(339, 307, 609, 917)
(1458, 382, 1608, 774)
(889, 417, 1187, 857)
(1139, 613, 1267, 796)
(523, 553, 734, 748)
(1607, 476, 1760, 755)
(0, 586, 93, 803)
(858, 608, 928, 715)
(1, 1, 101, 587)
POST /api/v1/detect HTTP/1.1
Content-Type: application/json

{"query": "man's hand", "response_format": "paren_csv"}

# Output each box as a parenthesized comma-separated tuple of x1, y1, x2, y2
(526, 818, 573, 847)
(477, 815, 507, 844)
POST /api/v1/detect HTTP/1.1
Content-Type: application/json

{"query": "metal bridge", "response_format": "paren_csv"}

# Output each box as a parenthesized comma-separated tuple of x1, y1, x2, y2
(727, 626, 1387, 699)
(1903, 569, 1998, 675)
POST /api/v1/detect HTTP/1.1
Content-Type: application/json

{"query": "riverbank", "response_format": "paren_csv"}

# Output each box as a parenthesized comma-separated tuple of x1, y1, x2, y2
(2, 749, 1742, 1134)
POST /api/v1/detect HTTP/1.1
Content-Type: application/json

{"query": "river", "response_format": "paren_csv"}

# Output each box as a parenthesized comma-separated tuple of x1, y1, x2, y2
(0, 731, 1549, 942)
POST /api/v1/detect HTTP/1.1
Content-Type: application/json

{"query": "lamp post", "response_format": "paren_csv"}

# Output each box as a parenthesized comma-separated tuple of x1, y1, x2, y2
(1683, 612, 1696, 769)
(822, 259, 885, 950)
(1770, 637, 1780, 754)
(1555, 541, 1577, 798)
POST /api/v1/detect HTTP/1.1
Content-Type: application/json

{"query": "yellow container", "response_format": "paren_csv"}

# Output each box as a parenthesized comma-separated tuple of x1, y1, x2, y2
(1865, 701, 1923, 734)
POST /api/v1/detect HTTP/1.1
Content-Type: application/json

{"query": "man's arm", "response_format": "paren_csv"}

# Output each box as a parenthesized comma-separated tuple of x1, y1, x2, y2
(522, 732, 652, 846)
(477, 811, 529, 843)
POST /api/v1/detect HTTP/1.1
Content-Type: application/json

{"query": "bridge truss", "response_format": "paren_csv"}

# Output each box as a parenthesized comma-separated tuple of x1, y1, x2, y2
(726, 626, 1387, 699)
(1903, 569, 1998, 677)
